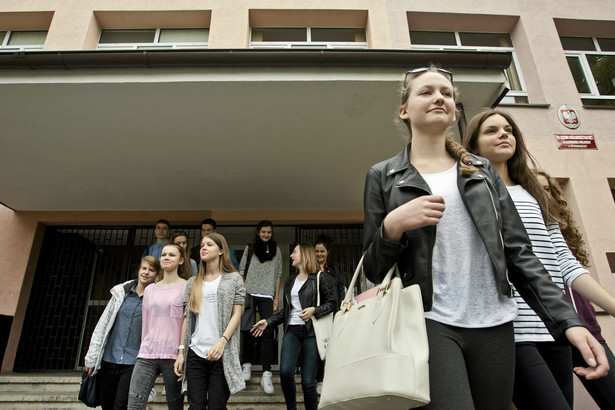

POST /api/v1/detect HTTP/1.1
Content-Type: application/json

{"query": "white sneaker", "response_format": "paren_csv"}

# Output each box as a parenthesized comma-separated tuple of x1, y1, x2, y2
(316, 382, 323, 395)
(261, 371, 274, 394)
(242, 363, 252, 381)
(147, 387, 157, 403)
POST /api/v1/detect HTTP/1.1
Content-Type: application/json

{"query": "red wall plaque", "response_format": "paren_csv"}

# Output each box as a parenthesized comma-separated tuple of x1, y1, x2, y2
(554, 134, 597, 149)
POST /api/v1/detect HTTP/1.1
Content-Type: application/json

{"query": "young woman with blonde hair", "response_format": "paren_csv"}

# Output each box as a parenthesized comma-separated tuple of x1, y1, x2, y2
(251, 243, 336, 410)
(363, 66, 607, 410)
(174, 232, 245, 409)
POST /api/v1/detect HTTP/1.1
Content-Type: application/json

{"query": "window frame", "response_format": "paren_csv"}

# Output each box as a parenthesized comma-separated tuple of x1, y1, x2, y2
(0, 30, 47, 51)
(96, 27, 209, 50)
(250, 27, 368, 49)
(561, 36, 615, 104)
(409, 30, 529, 104)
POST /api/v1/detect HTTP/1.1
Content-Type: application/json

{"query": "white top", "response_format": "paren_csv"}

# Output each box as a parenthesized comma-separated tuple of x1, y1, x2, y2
(423, 164, 518, 328)
(190, 275, 222, 358)
(507, 185, 587, 342)
(289, 277, 307, 326)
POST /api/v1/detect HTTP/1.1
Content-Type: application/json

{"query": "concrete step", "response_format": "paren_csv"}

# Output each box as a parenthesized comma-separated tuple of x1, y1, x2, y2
(0, 372, 311, 409)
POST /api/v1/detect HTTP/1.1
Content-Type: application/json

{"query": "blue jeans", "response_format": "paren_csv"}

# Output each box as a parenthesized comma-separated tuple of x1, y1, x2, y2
(127, 358, 183, 410)
(279, 325, 319, 410)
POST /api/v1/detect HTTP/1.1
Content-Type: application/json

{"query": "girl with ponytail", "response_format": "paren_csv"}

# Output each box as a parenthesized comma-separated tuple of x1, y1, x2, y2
(362, 66, 607, 410)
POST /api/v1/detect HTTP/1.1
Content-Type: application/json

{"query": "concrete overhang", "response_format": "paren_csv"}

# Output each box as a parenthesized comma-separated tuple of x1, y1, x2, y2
(0, 49, 511, 212)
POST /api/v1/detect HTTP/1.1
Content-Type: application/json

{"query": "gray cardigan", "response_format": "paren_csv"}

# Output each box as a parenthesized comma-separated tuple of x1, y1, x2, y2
(181, 273, 246, 394)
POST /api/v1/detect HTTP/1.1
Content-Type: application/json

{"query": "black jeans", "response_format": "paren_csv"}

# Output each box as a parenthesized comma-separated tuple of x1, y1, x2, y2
(186, 348, 230, 410)
(573, 340, 615, 409)
(513, 341, 573, 410)
(97, 360, 134, 410)
(242, 295, 274, 371)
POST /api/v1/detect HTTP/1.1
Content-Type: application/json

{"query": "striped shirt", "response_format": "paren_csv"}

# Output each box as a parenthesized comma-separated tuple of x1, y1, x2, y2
(507, 185, 587, 342)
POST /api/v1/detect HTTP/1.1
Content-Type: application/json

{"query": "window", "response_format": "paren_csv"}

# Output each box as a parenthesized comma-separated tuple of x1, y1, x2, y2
(250, 27, 367, 49)
(409, 30, 528, 104)
(97, 28, 208, 49)
(561, 36, 615, 107)
(0, 30, 47, 50)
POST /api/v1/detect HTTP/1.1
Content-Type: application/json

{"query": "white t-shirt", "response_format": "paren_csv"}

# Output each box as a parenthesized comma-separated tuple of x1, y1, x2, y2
(190, 275, 221, 358)
(289, 277, 307, 326)
(422, 164, 517, 328)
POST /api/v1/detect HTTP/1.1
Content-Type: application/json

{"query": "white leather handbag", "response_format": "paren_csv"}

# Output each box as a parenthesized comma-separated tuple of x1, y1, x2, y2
(312, 271, 334, 360)
(318, 256, 430, 409)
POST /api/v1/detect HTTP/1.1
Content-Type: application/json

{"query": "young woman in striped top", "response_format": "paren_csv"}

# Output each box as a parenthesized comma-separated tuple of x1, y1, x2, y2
(463, 108, 615, 409)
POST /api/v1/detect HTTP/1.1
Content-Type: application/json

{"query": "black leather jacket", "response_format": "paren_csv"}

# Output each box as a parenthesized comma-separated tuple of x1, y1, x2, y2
(266, 272, 336, 336)
(363, 144, 584, 342)
(322, 262, 345, 310)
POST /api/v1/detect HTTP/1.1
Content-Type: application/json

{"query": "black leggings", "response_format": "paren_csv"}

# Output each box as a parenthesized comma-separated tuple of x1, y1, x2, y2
(573, 340, 615, 409)
(242, 295, 274, 371)
(423, 319, 515, 410)
(513, 341, 573, 410)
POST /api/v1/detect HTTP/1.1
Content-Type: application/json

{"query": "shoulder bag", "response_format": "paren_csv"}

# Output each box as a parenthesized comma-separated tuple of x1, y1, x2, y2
(240, 244, 255, 331)
(78, 371, 99, 408)
(311, 271, 334, 361)
(318, 256, 430, 409)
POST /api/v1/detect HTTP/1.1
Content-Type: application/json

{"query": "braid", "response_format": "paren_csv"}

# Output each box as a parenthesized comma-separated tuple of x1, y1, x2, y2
(445, 137, 478, 176)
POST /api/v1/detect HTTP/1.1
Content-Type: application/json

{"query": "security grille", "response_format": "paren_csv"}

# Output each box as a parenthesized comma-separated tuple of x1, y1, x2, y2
(14, 224, 362, 371)
(14, 225, 201, 371)
(295, 225, 363, 294)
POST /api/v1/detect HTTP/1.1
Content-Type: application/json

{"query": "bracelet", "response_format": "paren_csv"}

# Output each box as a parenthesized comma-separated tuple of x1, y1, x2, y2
(178, 344, 185, 351)
(221, 335, 229, 342)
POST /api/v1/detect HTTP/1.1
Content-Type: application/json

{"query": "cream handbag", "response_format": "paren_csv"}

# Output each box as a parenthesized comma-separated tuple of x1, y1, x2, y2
(312, 271, 334, 360)
(318, 256, 430, 409)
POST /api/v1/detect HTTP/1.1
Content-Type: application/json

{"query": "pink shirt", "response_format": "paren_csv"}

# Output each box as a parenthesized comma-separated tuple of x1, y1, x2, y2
(138, 281, 187, 359)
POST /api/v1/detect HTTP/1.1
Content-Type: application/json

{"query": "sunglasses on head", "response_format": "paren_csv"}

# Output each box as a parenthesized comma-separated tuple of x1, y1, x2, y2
(404, 67, 454, 84)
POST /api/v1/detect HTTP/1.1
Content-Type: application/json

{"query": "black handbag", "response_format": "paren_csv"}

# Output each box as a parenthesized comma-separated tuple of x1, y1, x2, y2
(78, 371, 100, 408)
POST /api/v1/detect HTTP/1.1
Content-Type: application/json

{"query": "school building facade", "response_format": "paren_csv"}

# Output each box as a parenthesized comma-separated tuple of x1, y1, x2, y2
(0, 0, 614, 406)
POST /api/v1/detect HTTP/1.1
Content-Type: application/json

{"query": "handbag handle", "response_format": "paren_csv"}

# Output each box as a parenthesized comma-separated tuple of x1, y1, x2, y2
(342, 256, 400, 307)
(316, 271, 322, 307)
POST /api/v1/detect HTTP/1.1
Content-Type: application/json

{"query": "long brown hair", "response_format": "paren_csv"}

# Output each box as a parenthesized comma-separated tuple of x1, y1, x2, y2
(170, 230, 193, 275)
(462, 108, 558, 224)
(536, 171, 590, 267)
(399, 65, 477, 177)
(189, 233, 236, 314)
